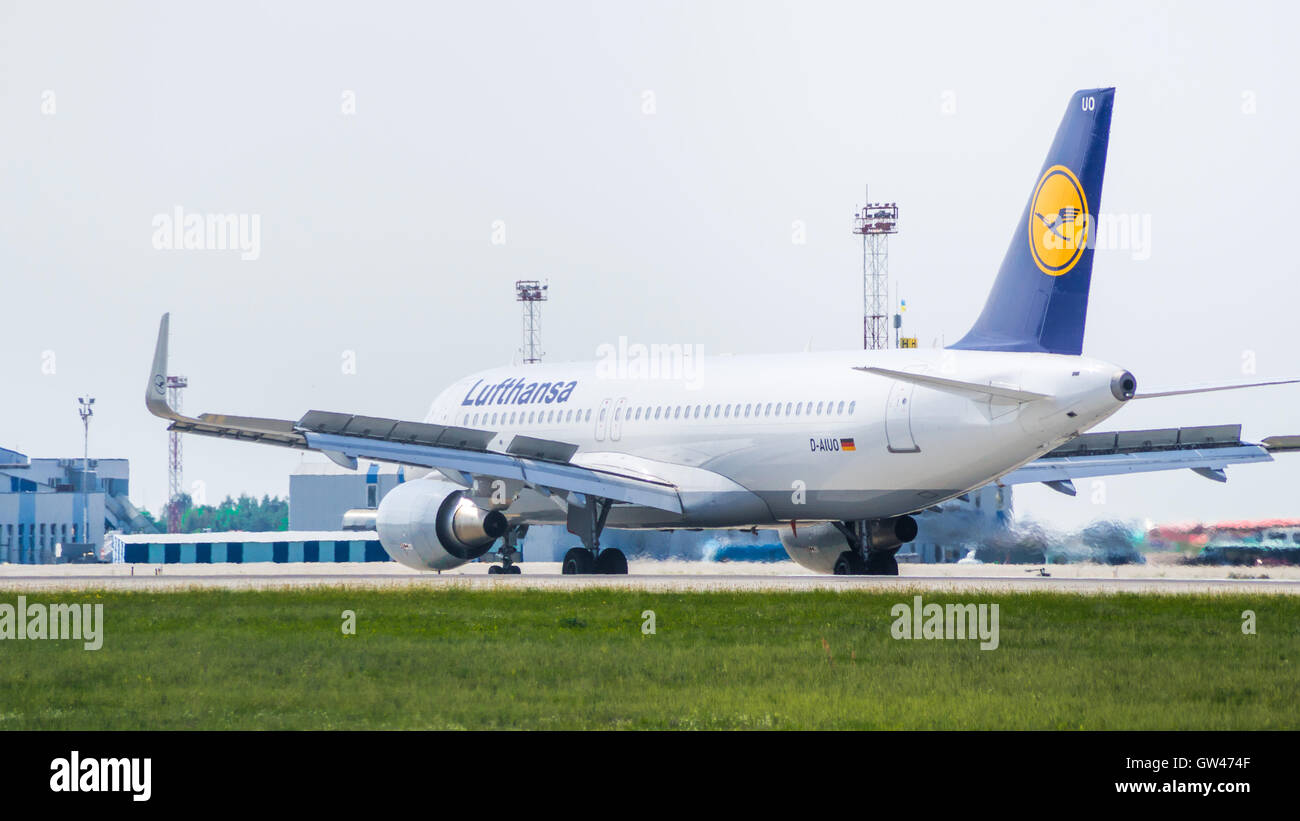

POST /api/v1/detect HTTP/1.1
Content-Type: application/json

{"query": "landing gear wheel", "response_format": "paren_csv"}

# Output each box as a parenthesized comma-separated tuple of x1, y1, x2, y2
(833, 551, 866, 575)
(505, 564, 521, 575)
(562, 548, 594, 575)
(594, 548, 628, 575)
(487, 565, 502, 575)
(865, 550, 899, 576)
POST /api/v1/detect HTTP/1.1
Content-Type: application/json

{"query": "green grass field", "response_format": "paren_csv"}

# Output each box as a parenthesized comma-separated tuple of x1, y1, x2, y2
(0, 587, 1295, 729)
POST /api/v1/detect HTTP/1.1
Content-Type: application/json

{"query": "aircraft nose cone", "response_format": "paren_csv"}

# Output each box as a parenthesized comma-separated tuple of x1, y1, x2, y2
(1110, 370, 1137, 401)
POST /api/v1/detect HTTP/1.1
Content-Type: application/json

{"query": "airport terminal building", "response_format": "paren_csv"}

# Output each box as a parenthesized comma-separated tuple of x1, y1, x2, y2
(288, 458, 409, 530)
(0, 446, 149, 563)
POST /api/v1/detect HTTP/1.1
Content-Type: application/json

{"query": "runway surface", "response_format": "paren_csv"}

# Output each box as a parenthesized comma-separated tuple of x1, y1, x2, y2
(1, 560, 1298, 594)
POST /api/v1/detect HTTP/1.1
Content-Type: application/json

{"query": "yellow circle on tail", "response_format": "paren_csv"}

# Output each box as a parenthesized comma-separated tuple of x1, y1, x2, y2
(1027, 165, 1089, 276)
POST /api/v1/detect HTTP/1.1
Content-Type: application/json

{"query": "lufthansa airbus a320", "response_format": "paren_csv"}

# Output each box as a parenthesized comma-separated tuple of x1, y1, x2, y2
(146, 88, 1298, 576)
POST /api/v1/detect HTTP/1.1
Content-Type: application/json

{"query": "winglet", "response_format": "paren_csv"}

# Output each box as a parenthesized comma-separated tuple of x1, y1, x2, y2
(146, 313, 180, 421)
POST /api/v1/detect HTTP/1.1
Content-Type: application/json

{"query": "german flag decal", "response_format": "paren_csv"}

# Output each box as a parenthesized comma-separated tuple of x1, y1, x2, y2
(840, 438, 856, 452)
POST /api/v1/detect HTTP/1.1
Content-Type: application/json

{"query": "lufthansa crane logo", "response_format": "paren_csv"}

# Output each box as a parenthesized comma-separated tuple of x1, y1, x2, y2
(1028, 164, 1089, 276)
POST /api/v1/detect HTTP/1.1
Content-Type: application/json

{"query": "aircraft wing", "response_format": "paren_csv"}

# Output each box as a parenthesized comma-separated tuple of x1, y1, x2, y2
(146, 314, 683, 514)
(999, 424, 1289, 494)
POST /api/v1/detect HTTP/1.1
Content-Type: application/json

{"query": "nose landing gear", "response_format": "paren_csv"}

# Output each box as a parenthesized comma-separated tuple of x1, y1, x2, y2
(487, 524, 526, 575)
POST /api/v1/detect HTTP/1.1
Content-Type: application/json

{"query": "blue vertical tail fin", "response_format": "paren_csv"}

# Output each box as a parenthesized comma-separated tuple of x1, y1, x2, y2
(950, 88, 1115, 356)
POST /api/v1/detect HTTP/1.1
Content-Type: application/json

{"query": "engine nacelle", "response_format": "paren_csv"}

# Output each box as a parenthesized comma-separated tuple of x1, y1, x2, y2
(779, 516, 918, 574)
(376, 478, 508, 570)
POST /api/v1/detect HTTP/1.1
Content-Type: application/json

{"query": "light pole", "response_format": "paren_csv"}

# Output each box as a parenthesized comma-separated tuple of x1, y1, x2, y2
(77, 396, 94, 552)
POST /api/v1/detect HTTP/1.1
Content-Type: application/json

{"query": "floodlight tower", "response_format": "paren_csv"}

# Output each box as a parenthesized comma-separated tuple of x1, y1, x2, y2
(166, 375, 187, 532)
(76, 395, 94, 547)
(853, 193, 899, 350)
(515, 280, 548, 364)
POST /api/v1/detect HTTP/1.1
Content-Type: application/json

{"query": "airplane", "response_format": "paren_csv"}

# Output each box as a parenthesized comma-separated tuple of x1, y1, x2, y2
(145, 87, 1299, 576)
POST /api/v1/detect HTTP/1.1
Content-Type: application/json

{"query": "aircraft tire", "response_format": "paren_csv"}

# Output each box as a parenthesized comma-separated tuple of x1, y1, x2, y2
(594, 548, 628, 575)
(562, 548, 594, 575)
(833, 551, 867, 575)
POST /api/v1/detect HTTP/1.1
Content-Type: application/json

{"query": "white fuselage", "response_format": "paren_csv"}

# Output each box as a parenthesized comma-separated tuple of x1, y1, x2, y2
(422, 348, 1130, 529)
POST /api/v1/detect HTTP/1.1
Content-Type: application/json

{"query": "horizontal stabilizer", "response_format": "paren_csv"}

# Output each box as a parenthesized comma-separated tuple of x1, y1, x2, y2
(1002, 423, 1275, 486)
(1135, 377, 1300, 399)
(855, 366, 1049, 403)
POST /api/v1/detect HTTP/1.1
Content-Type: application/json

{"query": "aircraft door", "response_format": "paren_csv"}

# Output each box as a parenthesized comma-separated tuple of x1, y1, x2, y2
(885, 380, 920, 453)
(594, 397, 612, 442)
(610, 397, 628, 441)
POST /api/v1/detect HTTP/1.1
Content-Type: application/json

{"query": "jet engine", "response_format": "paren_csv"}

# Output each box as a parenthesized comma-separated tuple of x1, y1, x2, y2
(375, 478, 508, 571)
(779, 516, 918, 574)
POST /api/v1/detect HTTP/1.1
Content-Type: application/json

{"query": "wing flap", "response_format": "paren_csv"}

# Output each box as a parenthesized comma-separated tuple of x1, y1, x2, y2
(302, 430, 681, 512)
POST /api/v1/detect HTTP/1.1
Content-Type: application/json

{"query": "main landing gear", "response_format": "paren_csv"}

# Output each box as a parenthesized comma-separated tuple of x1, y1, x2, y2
(560, 495, 629, 575)
(562, 546, 628, 575)
(831, 519, 904, 576)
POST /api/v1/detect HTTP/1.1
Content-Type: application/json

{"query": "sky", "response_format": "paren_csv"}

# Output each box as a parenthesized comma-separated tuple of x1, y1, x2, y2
(1, 0, 1297, 530)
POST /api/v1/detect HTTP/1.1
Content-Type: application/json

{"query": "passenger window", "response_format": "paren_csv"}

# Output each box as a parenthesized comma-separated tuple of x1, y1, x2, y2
(816, 402, 824, 415)
(654, 407, 661, 420)
(848, 401, 856, 414)
(795, 403, 802, 416)
(785, 402, 793, 415)
(744, 403, 752, 417)
(724, 405, 731, 418)
(704, 405, 711, 419)
(837, 401, 845, 414)
(694, 405, 701, 418)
